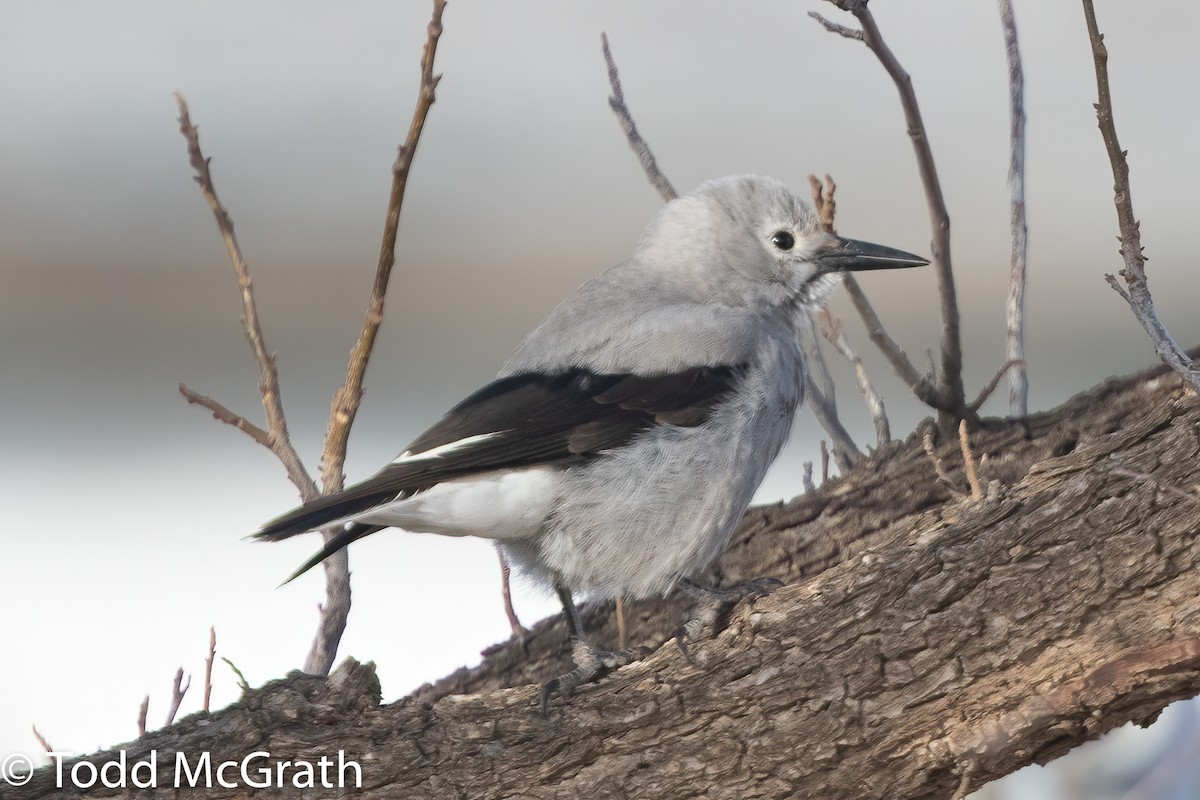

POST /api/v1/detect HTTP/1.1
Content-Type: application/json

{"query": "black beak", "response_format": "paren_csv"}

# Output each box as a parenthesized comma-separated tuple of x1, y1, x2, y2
(815, 237, 930, 272)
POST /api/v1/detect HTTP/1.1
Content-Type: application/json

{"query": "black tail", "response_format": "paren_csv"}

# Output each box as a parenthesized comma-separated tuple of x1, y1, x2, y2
(254, 481, 409, 585)
(278, 523, 382, 585)
(254, 485, 401, 542)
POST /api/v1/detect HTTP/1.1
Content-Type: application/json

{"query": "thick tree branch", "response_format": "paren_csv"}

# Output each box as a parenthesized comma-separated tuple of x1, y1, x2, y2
(19, 362, 1200, 799)
(1081, 0, 1200, 393)
(816, 1, 966, 421)
(997, 0, 1030, 416)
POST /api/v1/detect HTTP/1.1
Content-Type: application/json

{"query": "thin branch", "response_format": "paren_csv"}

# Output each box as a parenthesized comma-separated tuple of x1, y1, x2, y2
(808, 173, 838, 233)
(805, 375, 861, 472)
(820, 440, 830, 483)
(601, 43, 863, 460)
(174, 95, 319, 503)
(203, 627, 216, 713)
(137, 696, 149, 737)
(842, 276, 929, 397)
(922, 427, 965, 498)
(305, 0, 448, 677)
(819, 308, 890, 446)
(601, 33, 677, 203)
(321, 0, 447, 491)
(816, 1, 965, 419)
(1081, 0, 1200, 393)
(970, 358, 1026, 412)
(165, 668, 191, 727)
(31, 725, 52, 754)
(797, 177, 848, 446)
(997, 0, 1030, 417)
(798, 307, 841, 428)
(807, 11, 863, 41)
(809, 175, 891, 447)
(178, 384, 270, 448)
(959, 420, 984, 501)
(222, 657, 251, 692)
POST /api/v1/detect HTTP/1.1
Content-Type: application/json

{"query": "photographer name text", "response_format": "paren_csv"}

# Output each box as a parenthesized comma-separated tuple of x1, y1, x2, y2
(46, 749, 362, 790)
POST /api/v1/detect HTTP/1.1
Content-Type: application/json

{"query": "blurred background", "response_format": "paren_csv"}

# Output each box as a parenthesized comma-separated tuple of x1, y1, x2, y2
(3, 1, 1199, 796)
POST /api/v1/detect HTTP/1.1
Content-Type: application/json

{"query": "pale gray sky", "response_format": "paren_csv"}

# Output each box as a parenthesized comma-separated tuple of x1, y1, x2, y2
(2, 2, 1198, 791)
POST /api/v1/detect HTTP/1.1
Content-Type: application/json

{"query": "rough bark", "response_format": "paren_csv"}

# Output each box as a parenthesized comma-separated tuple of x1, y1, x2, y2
(14, 359, 1200, 800)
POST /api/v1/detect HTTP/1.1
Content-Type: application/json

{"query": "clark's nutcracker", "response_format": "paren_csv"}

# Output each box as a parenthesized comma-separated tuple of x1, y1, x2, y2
(256, 175, 927, 698)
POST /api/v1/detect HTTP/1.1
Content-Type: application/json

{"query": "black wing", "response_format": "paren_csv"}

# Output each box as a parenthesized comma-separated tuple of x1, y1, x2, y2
(255, 365, 741, 548)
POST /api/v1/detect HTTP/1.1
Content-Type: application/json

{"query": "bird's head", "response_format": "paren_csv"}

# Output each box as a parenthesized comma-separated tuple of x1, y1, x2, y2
(636, 175, 928, 311)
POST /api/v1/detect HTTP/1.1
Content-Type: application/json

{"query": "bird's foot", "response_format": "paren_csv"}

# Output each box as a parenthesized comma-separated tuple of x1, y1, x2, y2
(540, 638, 649, 714)
(673, 576, 784, 661)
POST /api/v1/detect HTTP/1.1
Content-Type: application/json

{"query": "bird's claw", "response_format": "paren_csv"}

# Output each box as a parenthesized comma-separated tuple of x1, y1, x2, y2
(539, 639, 648, 715)
(675, 576, 785, 649)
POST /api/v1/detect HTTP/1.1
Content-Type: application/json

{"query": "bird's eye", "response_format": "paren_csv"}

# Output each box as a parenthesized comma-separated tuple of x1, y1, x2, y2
(771, 231, 795, 251)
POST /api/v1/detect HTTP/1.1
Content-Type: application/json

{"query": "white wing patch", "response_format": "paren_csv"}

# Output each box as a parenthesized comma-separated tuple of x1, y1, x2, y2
(391, 432, 501, 464)
(346, 468, 558, 540)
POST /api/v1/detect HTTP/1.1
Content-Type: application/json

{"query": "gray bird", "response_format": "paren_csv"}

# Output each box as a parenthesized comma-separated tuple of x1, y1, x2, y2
(256, 175, 927, 699)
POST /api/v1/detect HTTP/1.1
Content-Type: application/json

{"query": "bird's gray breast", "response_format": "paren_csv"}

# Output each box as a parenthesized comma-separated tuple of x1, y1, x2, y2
(528, 333, 804, 599)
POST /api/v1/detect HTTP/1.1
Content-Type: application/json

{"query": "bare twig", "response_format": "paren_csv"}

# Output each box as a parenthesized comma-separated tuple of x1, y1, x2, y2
(304, 0, 449, 676)
(959, 420, 984, 501)
(137, 696, 148, 737)
(222, 657, 251, 692)
(922, 428, 965, 498)
(970, 358, 1026, 412)
(1081, 0, 1200, 393)
(178, 384, 270, 448)
(819, 308, 890, 447)
(807, 174, 838, 233)
(811, 170, 926, 401)
(807, 11, 863, 41)
(803, 461, 816, 493)
(805, 376, 861, 471)
(820, 440, 830, 483)
(165, 668, 191, 727)
(842, 277, 930, 398)
(31, 725, 52, 754)
(997, 0, 1030, 417)
(174, 95, 319, 503)
(497, 551, 527, 637)
(816, 1, 965, 420)
(203, 627, 216, 713)
(601, 39, 865, 461)
(601, 33, 677, 203)
(809, 175, 891, 447)
(797, 307, 843, 434)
